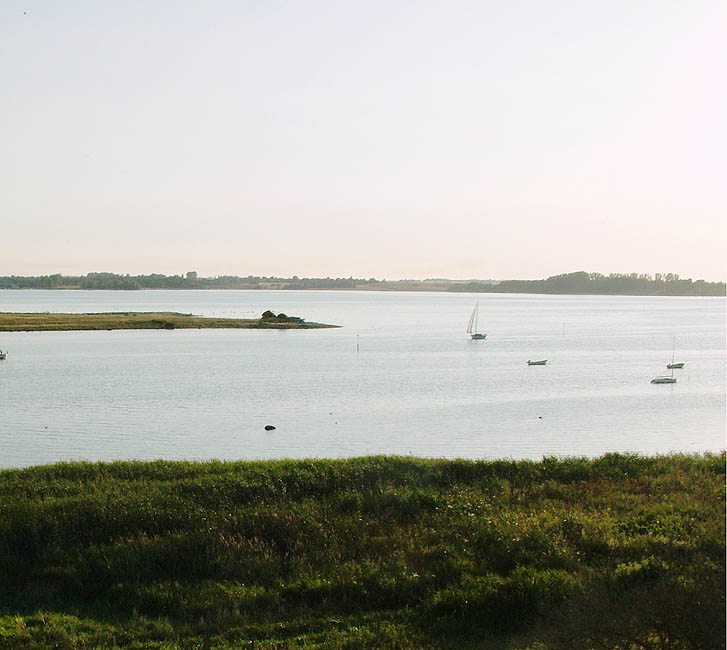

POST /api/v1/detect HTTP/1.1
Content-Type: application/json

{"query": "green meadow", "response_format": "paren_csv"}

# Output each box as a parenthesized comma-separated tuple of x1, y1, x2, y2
(0, 454, 723, 649)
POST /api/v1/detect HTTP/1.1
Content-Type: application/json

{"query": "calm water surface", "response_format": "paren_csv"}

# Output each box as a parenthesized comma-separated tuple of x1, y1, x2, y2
(0, 290, 724, 468)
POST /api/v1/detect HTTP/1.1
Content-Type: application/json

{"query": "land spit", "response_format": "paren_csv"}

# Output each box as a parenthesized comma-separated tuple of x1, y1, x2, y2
(0, 311, 336, 331)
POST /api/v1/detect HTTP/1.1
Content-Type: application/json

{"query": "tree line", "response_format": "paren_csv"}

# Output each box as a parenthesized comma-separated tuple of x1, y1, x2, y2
(451, 271, 725, 296)
(0, 272, 375, 291)
(0, 271, 723, 296)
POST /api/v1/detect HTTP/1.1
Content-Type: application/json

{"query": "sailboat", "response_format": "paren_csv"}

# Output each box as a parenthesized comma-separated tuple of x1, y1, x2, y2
(651, 338, 678, 384)
(665, 337, 685, 369)
(651, 372, 676, 384)
(466, 302, 487, 340)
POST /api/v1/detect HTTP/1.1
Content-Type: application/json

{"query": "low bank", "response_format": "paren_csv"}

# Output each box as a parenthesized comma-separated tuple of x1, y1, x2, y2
(0, 311, 336, 331)
(0, 453, 723, 649)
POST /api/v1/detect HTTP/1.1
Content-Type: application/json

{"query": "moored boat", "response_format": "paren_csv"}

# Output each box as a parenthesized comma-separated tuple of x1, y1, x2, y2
(652, 338, 680, 384)
(527, 359, 547, 366)
(466, 302, 487, 340)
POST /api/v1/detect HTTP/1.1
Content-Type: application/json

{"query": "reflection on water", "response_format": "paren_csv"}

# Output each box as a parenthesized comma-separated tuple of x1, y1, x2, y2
(0, 290, 724, 468)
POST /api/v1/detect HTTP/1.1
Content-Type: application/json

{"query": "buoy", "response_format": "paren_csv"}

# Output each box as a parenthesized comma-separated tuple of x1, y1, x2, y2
(264, 425, 276, 431)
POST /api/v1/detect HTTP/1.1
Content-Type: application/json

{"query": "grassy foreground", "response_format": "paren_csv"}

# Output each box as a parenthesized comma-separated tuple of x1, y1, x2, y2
(0, 312, 334, 331)
(0, 454, 723, 649)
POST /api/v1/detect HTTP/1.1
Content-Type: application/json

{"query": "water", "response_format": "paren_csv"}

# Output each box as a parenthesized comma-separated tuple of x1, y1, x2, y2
(0, 290, 724, 468)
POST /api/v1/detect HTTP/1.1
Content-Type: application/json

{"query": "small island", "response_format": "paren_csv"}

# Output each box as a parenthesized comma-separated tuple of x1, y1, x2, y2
(0, 311, 336, 332)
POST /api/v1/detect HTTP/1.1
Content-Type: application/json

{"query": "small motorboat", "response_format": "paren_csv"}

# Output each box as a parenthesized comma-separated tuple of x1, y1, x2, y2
(666, 362, 685, 369)
(527, 359, 547, 366)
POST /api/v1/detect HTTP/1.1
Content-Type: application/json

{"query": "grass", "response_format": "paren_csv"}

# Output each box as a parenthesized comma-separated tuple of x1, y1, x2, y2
(0, 453, 723, 649)
(0, 312, 335, 331)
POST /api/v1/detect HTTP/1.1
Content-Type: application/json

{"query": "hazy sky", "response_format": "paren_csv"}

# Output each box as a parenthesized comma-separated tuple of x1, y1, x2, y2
(2, 1, 725, 280)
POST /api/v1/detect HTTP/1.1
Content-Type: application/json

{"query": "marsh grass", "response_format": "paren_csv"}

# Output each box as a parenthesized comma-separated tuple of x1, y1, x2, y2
(0, 312, 334, 331)
(0, 454, 723, 649)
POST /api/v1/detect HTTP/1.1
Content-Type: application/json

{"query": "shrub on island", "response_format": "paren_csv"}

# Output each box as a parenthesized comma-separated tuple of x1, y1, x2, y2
(261, 310, 304, 323)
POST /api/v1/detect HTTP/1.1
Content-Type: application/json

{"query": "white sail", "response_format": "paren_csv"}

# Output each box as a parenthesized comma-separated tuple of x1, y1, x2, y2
(466, 303, 477, 334)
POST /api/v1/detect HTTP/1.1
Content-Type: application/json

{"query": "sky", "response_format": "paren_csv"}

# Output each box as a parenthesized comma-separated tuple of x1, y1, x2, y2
(1, 0, 725, 281)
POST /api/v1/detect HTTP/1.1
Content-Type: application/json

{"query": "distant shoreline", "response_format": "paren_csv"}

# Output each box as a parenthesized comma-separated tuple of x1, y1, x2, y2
(1, 271, 724, 296)
(1, 284, 725, 297)
(0, 312, 336, 332)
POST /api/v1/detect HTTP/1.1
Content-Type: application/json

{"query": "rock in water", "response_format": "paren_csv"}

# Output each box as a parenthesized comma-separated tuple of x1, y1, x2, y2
(264, 425, 276, 431)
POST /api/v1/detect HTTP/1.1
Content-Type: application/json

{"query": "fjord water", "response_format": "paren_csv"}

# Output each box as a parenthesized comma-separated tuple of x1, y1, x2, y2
(0, 290, 724, 468)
